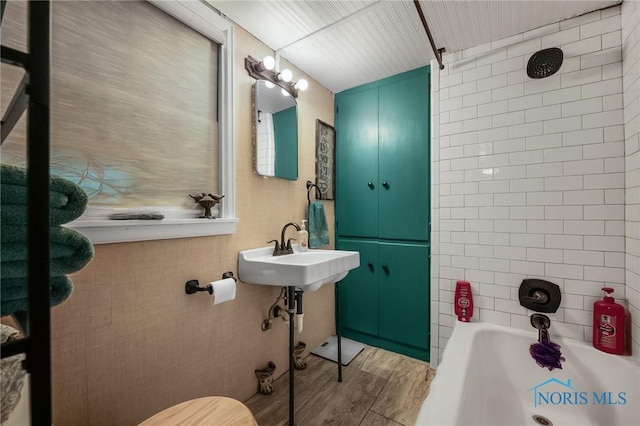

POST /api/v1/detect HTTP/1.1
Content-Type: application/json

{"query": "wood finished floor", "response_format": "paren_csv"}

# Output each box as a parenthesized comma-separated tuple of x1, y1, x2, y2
(244, 346, 436, 426)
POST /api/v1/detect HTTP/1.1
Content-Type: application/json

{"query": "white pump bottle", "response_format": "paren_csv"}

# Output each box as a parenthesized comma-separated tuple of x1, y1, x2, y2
(299, 220, 309, 252)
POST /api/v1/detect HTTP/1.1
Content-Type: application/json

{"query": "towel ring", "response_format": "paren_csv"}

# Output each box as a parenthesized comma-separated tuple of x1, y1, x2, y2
(306, 181, 322, 205)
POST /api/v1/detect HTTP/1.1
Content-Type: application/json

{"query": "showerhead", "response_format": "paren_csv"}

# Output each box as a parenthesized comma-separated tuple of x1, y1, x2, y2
(527, 47, 563, 79)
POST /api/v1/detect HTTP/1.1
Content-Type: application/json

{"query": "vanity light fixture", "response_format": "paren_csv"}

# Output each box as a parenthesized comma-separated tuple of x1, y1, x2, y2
(250, 55, 275, 73)
(245, 55, 307, 98)
(262, 55, 275, 71)
(294, 79, 308, 91)
(278, 68, 293, 82)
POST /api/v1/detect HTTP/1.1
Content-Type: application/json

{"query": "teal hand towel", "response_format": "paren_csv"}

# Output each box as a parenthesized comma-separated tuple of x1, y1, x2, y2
(1, 276, 73, 316)
(1, 163, 88, 226)
(1, 226, 94, 278)
(308, 201, 329, 248)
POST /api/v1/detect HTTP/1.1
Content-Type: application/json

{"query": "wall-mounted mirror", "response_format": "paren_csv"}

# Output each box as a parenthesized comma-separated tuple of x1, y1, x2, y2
(253, 80, 298, 180)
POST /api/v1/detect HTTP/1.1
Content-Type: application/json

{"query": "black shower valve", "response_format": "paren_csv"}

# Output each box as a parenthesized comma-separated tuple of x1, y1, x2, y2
(518, 279, 561, 313)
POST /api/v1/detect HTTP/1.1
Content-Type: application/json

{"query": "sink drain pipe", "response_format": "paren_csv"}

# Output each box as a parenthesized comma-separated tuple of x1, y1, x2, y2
(295, 290, 304, 332)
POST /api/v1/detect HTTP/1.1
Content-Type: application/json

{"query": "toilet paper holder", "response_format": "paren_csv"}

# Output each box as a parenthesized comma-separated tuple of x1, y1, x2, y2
(185, 271, 236, 295)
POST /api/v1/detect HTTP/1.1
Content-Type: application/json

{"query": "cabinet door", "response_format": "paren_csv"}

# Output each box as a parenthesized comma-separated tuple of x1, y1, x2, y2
(378, 242, 429, 351)
(378, 71, 430, 241)
(337, 239, 379, 337)
(336, 88, 379, 238)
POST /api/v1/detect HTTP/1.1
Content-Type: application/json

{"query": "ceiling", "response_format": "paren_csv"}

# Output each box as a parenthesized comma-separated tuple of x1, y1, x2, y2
(207, 0, 621, 94)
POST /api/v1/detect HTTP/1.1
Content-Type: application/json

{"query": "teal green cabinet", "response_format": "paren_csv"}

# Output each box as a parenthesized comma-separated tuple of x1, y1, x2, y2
(378, 242, 430, 352)
(336, 68, 430, 241)
(338, 239, 430, 361)
(335, 87, 379, 237)
(378, 74, 430, 241)
(336, 66, 431, 362)
(337, 239, 379, 336)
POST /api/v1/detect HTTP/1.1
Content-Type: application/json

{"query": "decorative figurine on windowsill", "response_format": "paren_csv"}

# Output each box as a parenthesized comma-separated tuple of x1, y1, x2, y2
(189, 193, 225, 218)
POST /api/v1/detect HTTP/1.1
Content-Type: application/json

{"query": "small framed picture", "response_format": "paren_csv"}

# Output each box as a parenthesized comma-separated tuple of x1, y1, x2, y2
(315, 119, 335, 200)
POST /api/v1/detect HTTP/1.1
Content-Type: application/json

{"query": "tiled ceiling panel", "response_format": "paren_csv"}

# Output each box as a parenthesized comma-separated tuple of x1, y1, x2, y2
(209, 0, 621, 93)
(280, 1, 430, 93)
(421, 1, 619, 53)
(208, 0, 375, 50)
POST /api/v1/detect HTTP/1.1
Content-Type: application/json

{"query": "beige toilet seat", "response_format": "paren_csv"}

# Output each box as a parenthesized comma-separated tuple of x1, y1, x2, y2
(139, 396, 258, 426)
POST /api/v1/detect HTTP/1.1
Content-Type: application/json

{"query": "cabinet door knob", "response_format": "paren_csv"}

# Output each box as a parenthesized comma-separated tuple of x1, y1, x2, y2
(368, 261, 374, 271)
(382, 264, 389, 272)
(382, 181, 389, 188)
(367, 181, 374, 188)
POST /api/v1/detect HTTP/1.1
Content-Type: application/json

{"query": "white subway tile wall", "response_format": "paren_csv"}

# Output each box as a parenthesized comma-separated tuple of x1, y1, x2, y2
(430, 5, 639, 366)
(622, 0, 640, 365)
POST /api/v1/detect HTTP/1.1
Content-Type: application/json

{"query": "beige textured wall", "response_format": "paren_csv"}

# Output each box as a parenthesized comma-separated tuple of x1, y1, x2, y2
(50, 25, 336, 425)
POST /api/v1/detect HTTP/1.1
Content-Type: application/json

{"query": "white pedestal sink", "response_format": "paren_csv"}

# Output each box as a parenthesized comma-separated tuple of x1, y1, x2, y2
(239, 245, 360, 426)
(238, 246, 360, 291)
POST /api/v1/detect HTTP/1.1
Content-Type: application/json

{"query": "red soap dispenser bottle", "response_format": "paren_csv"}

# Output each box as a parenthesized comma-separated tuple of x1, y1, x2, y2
(455, 281, 473, 322)
(593, 287, 626, 355)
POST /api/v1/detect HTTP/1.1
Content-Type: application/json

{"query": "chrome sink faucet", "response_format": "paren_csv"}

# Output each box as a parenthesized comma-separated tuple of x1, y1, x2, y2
(268, 222, 301, 256)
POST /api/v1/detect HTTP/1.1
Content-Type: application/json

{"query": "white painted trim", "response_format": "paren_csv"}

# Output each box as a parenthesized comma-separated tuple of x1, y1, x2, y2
(68, 1, 236, 244)
(219, 24, 235, 220)
(147, 0, 228, 44)
(66, 207, 238, 244)
(67, 218, 238, 244)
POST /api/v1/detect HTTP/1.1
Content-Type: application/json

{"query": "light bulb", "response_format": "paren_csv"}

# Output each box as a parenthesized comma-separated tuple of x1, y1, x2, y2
(265, 81, 275, 88)
(262, 55, 275, 70)
(295, 79, 308, 91)
(281, 88, 290, 97)
(279, 69, 293, 82)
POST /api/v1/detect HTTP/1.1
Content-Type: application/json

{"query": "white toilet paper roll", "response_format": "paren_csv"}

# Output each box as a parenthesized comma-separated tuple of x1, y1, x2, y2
(210, 278, 236, 305)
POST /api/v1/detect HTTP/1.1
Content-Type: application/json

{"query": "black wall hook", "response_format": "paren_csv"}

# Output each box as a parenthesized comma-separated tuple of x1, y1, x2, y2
(185, 271, 237, 295)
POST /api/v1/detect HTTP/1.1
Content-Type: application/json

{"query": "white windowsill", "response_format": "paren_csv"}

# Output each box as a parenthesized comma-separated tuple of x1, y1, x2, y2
(65, 206, 239, 244)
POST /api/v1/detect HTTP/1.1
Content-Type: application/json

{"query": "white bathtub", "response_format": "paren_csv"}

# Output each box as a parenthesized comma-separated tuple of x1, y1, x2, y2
(416, 322, 640, 426)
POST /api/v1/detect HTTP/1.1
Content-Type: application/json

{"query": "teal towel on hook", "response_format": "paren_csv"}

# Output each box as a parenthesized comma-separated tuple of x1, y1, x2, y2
(308, 201, 329, 248)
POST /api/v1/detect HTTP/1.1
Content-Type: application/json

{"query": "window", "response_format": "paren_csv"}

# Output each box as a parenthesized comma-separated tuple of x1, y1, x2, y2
(1, 0, 236, 243)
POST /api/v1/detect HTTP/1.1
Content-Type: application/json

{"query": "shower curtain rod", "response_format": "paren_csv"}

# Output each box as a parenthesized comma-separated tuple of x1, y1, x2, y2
(413, 0, 445, 70)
